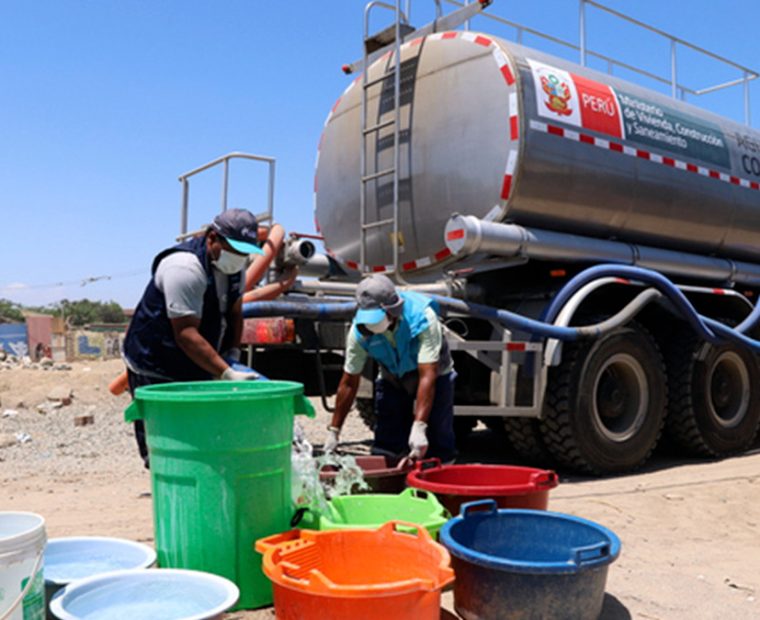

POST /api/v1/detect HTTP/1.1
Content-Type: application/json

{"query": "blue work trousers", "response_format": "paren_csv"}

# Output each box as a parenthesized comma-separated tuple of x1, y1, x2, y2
(372, 371, 457, 462)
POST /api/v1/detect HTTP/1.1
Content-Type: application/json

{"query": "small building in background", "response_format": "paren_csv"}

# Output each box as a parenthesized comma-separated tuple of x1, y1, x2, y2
(0, 313, 129, 362)
(67, 323, 128, 361)
(26, 314, 53, 360)
(0, 322, 28, 357)
(51, 316, 66, 362)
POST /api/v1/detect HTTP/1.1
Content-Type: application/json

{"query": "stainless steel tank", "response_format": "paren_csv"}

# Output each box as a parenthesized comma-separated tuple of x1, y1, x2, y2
(314, 31, 760, 273)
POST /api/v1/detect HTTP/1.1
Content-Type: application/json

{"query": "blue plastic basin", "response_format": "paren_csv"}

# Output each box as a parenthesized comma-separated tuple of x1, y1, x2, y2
(440, 500, 621, 620)
(49, 568, 239, 620)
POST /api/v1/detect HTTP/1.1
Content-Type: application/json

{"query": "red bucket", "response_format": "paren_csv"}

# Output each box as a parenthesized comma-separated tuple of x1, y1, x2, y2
(406, 459, 559, 516)
(320, 455, 413, 494)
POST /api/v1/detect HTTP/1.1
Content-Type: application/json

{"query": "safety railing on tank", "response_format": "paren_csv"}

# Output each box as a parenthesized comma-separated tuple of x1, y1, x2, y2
(177, 152, 276, 241)
(409, 0, 759, 126)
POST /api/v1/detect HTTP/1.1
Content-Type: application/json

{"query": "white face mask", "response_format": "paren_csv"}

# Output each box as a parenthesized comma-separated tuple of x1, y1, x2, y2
(365, 315, 391, 334)
(212, 249, 249, 275)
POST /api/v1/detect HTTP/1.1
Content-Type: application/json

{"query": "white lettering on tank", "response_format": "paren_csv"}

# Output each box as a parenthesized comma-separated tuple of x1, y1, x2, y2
(582, 93, 616, 116)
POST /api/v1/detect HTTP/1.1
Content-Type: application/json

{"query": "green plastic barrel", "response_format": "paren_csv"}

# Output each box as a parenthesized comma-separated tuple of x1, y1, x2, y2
(318, 488, 449, 538)
(124, 380, 314, 610)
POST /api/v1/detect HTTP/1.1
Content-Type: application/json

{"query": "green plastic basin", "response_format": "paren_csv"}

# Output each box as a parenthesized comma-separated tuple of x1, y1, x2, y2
(319, 488, 449, 538)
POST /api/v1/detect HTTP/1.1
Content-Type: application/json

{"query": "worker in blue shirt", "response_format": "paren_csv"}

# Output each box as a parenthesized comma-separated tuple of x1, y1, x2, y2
(325, 275, 457, 463)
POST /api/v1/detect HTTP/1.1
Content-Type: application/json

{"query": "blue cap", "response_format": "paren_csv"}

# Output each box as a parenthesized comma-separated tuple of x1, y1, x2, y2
(355, 307, 388, 325)
(212, 209, 265, 255)
(354, 275, 403, 324)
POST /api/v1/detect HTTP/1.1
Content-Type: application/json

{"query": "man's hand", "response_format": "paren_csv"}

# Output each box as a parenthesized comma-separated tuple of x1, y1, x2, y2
(324, 426, 341, 454)
(408, 420, 429, 459)
(220, 367, 261, 381)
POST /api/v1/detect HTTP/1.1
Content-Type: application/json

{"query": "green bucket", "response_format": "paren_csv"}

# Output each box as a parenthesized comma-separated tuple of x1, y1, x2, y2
(124, 380, 314, 610)
(318, 488, 449, 538)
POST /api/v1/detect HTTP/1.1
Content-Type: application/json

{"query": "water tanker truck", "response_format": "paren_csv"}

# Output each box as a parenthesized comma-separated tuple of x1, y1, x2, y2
(232, 1, 760, 474)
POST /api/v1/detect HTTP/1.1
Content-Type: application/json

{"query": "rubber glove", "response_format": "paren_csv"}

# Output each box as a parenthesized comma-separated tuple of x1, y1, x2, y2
(408, 420, 429, 459)
(324, 426, 340, 454)
(220, 355, 267, 380)
(220, 366, 261, 381)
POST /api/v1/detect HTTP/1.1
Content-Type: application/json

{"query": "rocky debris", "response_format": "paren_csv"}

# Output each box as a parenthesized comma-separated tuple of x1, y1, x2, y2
(74, 414, 95, 427)
(0, 357, 369, 482)
(0, 355, 73, 371)
(36, 402, 63, 415)
(47, 385, 73, 406)
(0, 432, 29, 447)
(2, 409, 19, 418)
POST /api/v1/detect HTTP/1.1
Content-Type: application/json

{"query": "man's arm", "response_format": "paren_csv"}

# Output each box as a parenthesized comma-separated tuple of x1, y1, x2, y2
(171, 315, 228, 378)
(414, 362, 438, 423)
(330, 372, 361, 430)
(242, 267, 297, 303)
(223, 297, 244, 353)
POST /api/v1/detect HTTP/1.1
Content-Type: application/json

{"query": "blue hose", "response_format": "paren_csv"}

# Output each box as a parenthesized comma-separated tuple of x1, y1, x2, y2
(541, 264, 721, 344)
(429, 296, 585, 341)
(243, 301, 357, 320)
(242, 264, 760, 351)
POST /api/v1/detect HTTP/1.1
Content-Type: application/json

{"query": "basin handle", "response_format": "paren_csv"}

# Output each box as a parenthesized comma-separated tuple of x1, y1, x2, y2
(531, 470, 559, 489)
(404, 487, 430, 501)
(460, 499, 498, 518)
(124, 400, 143, 422)
(415, 457, 442, 471)
(379, 520, 434, 542)
(294, 394, 315, 418)
(572, 541, 611, 566)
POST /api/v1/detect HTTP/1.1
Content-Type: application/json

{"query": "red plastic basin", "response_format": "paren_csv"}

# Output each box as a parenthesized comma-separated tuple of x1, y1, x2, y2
(406, 459, 559, 516)
(320, 455, 413, 494)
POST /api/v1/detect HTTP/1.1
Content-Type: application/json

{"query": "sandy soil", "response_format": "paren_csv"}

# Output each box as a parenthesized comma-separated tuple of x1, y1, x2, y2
(2, 359, 759, 619)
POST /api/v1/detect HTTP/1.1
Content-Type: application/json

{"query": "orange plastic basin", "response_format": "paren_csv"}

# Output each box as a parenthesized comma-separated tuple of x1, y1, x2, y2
(255, 522, 454, 620)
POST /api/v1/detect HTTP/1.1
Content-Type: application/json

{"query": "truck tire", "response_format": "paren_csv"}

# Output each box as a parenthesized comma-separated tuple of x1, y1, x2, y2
(356, 397, 376, 431)
(504, 418, 553, 466)
(664, 325, 760, 456)
(540, 323, 667, 474)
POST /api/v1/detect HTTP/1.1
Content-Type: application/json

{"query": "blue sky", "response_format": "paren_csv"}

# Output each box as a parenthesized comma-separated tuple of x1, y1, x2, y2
(2, 0, 759, 308)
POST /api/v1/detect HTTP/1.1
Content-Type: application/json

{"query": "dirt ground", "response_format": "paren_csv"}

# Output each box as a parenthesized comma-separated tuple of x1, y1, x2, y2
(2, 359, 759, 619)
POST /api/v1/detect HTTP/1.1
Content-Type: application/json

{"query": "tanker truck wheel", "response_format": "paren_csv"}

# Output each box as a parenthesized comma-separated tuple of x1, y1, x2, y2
(504, 418, 554, 466)
(540, 323, 667, 474)
(663, 325, 760, 456)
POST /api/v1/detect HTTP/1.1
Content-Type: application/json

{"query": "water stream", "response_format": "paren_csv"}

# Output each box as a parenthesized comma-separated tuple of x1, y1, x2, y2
(292, 421, 368, 522)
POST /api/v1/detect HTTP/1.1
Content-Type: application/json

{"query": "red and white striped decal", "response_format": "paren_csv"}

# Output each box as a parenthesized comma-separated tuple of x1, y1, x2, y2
(322, 31, 520, 273)
(530, 120, 760, 192)
(505, 342, 542, 352)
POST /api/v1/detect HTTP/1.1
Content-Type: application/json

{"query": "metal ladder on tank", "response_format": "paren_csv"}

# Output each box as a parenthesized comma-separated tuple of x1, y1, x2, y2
(358, 1, 409, 277)
(349, 0, 492, 277)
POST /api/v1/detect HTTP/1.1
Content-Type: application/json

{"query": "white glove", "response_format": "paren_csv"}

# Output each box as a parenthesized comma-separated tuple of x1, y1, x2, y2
(408, 420, 429, 459)
(324, 426, 340, 454)
(220, 367, 260, 381)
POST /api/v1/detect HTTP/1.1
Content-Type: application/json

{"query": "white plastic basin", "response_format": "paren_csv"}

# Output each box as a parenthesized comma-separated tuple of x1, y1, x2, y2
(49, 568, 240, 620)
(44, 536, 157, 585)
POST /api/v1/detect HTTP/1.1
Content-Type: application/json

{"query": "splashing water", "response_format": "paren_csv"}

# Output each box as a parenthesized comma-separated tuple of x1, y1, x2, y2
(292, 421, 369, 521)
